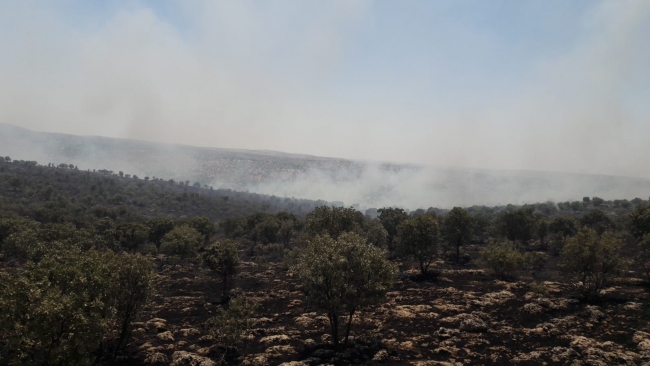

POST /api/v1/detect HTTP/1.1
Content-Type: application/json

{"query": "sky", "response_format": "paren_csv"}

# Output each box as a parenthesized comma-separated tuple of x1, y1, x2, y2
(0, 0, 649, 178)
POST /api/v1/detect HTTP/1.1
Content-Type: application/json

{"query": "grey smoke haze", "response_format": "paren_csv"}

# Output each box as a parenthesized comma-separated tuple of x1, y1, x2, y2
(1, 1, 650, 207)
(3, 124, 650, 210)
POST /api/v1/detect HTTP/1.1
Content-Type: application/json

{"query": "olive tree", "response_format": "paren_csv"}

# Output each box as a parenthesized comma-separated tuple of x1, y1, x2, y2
(292, 232, 397, 345)
(397, 215, 440, 275)
(560, 228, 626, 301)
(202, 239, 240, 302)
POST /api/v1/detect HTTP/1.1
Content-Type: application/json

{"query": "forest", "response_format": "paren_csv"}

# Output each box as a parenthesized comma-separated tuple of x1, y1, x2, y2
(1, 156, 650, 366)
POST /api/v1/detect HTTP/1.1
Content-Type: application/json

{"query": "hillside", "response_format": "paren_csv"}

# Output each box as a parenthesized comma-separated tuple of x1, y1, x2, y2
(3, 123, 650, 208)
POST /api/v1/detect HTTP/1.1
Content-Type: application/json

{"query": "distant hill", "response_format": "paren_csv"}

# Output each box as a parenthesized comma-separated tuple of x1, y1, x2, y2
(2, 123, 650, 208)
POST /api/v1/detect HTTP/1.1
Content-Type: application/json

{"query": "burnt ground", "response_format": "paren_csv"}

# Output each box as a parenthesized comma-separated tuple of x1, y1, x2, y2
(126, 245, 650, 366)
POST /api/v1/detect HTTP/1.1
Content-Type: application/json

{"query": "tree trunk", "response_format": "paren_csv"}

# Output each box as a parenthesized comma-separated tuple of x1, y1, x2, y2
(328, 312, 339, 346)
(344, 310, 355, 345)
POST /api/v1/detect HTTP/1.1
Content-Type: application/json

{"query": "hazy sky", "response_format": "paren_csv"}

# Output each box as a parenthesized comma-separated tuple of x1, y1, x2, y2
(1, 1, 649, 177)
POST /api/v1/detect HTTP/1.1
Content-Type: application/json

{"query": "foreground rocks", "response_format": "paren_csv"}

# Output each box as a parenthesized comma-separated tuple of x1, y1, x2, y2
(127, 256, 650, 365)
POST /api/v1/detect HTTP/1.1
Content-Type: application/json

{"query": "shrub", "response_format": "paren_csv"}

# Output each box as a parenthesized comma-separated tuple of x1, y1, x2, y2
(560, 228, 626, 301)
(292, 232, 397, 345)
(480, 241, 525, 280)
(523, 251, 548, 271)
(205, 296, 257, 351)
(637, 234, 650, 281)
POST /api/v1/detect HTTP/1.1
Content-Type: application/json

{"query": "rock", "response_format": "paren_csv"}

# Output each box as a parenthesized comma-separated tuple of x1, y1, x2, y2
(157, 331, 175, 342)
(522, 303, 544, 315)
(259, 334, 291, 345)
(144, 352, 169, 365)
(639, 340, 650, 351)
(170, 351, 216, 366)
(179, 328, 201, 337)
(241, 354, 269, 366)
(278, 362, 308, 366)
(372, 349, 390, 362)
(459, 317, 487, 332)
(265, 345, 297, 358)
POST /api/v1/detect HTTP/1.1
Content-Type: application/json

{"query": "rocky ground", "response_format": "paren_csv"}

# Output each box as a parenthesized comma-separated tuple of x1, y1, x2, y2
(128, 250, 650, 366)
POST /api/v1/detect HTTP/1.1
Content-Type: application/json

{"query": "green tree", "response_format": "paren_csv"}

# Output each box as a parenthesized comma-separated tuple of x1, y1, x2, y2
(629, 204, 650, 240)
(278, 220, 295, 247)
(292, 232, 397, 345)
(443, 207, 473, 262)
(472, 213, 490, 244)
(306, 206, 363, 239)
(205, 296, 257, 351)
(480, 241, 525, 280)
(252, 216, 280, 244)
(592, 197, 604, 206)
(549, 217, 578, 239)
(364, 219, 389, 249)
(397, 215, 440, 275)
(187, 217, 216, 243)
(560, 228, 626, 301)
(202, 239, 240, 302)
(159, 225, 203, 257)
(147, 217, 175, 250)
(580, 209, 613, 235)
(116, 222, 148, 253)
(496, 207, 535, 244)
(377, 207, 409, 252)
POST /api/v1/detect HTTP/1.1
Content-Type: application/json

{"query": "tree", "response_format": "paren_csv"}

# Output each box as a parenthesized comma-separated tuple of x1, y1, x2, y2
(364, 219, 389, 249)
(160, 225, 203, 257)
(472, 213, 490, 244)
(292, 232, 396, 346)
(306, 206, 363, 239)
(480, 242, 525, 280)
(442, 207, 473, 262)
(187, 217, 216, 243)
(202, 239, 240, 302)
(117, 222, 149, 253)
(580, 209, 613, 235)
(549, 216, 577, 240)
(496, 207, 535, 245)
(629, 204, 650, 240)
(535, 215, 550, 250)
(205, 296, 257, 352)
(397, 215, 440, 275)
(278, 220, 295, 247)
(636, 234, 650, 281)
(377, 207, 409, 252)
(147, 217, 175, 250)
(592, 197, 604, 206)
(560, 228, 626, 301)
(0, 249, 154, 365)
(252, 217, 280, 244)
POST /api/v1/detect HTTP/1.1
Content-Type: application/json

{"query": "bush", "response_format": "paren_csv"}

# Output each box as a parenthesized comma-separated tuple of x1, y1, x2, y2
(160, 225, 203, 257)
(205, 296, 257, 351)
(292, 232, 397, 345)
(523, 251, 548, 271)
(560, 228, 626, 301)
(480, 242, 525, 280)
